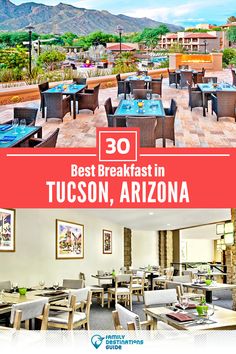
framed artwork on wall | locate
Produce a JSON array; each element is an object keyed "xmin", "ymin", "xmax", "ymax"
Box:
[
  {"xmin": 0, "ymin": 208, "xmax": 15, "ymax": 252},
  {"xmin": 56, "ymin": 219, "xmax": 84, "ymax": 259},
  {"xmin": 103, "ymin": 229, "xmax": 112, "ymax": 254}
]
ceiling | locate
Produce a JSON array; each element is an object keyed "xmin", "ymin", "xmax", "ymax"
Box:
[{"xmin": 80, "ymin": 209, "xmax": 231, "ymax": 231}]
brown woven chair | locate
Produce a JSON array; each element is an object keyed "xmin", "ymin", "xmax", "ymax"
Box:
[
  {"xmin": 168, "ymin": 69, "xmax": 177, "ymax": 88},
  {"xmin": 187, "ymin": 83, "xmax": 205, "ymax": 111},
  {"xmin": 132, "ymin": 89, "xmax": 152, "ymax": 99},
  {"xmin": 231, "ymin": 69, "xmax": 236, "ymax": 86},
  {"xmin": 29, "ymin": 128, "xmax": 60, "ymax": 147},
  {"xmin": 203, "ymin": 77, "xmax": 217, "ymax": 83},
  {"xmin": 11, "ymin": 107, "xmax": 38, "ymax": 126},
  {"xmin": 193, "ymin": 70, "xmax": 205, "ymax": 85},
  {"xmin": 155, "ymin": 99, "xmax": 177, "ymax": 146},
  {"xmin": 104, "ymin": 98, "xmax": 119, "ymax": 127},
  {"xmin": 116, "ymin": 74, "xmax": 126, "ymax": 96},
  {"xmin": 44, "ymin": 93, "xmax": 71, "ymax": 121},
  {"xmin": 179, "ymin": 71, "xmax": 193, "ymax": 89},
  {"xmin": 72, "ymin": 77, "xmax": 87, "ymax": 85},
  {"xmin": 211, "ymin": 91, "xmax": 236, "ymax": 122},
  {"xmin": 126, "ymin": 116, "xmax": 156, "ymax": 147},
  {"xmin": 38, "ymin": 82, "xmax": 49, "ymax": 111},
  {"xmin": 77, "ymin": 84, "xmax": 100, "ymax": 114},
  {"xmin": 130, "ymin": 80, "xmax": 146, "ymax": 93},
  {"xmin": 150, "ymin": 78, "xmax": 163, "ymax": 97},
  {"xmin": 179, "ymin": 65, "xmax": 189, "ymax": 70}
]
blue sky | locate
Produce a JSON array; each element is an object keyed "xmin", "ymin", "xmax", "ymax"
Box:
[{"xmin": 12, "ymin": 0, "xmax": 236, "ymax": 27}]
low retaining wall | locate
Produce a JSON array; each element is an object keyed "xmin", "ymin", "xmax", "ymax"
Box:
[
  {"xmin": 169, "ymin": 53, "xmax": 223, "ymax": 71},
  {"xmin": 0, "ymin": 68, "xmax": 168, "ymax": 105}
]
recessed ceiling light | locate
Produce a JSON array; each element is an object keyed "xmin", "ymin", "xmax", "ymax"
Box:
[
  {"xmin": 148, "ymin": 212, "xmax": 154, "ymax": 216},
  {"xmin": 167, "ymin": 223, "xmax": 171, "ymax": 226}
]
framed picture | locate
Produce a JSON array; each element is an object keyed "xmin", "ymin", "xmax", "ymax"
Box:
[
  {"xmin": 103, "ymin": 229, "xmax": 112, "ymax": 254},
  {"xmin": 0, "ymin": 208, "xmax": 15, "ymax": 252},
  {"xmin": 180, "ymin": 240, "xmax": 187, "ymax": 262},
  {"xmin": 56, "ymin": 219, "xmax": 84, "ymax": 259}
]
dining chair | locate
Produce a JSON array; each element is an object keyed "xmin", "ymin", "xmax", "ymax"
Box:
[
  {"xmin": 129, "ymin": 271, "xmax": 145, "ymax": 302},
  {"xmin": 150, "ymin": 77, "xmax": 163, "ymax": 97},
  {"xmin": 10, "ymin": 298, "xmax": 49, "ymax": 330},
  {"xmin": 77, "ymin": 84, "xmax": 100, "ymax": 114},
  {"xmin": 129, "ymin": 80, "xmax": 146, "ymax": 93},
  {"xmin": 104, "ymin": 97, "xmax": 123, "ymax": 127},
  {"xmin": 179, "ymin": 71, "xmax": 193, "ymax": 89},
  {"xmin": 0, "ymin": 281, "xmax": 11, "ymax": 291},
  {"xmin": 144, "ymin": 289, "xmax": 177, "ymax": 307},
  {"xmin": 152, "ymin": 266, "xmax": 174, "ymax": 290},
  {"xmin": 202, "ymin": 77, "xmax": 217, "ymax": 83},
  {"xmin": 14, "ymin": 107, "xmax": 38, "ymax": 126},
  {"xmin": 231, "ymin": 69, "xmax": 236, "ymax": 86},
  {"xmin": 212, "ymin": 91, "xmax": 236, "ymax": 121},
  {"xmin": 108, "ymin": 274, "xmax": 133, "ymax": 310},
  {"xmin": 116, "ymin": 74, "xmax": 126, "ymax": 97},
  {"xmin": 155, "ymin": 99, "xmax": 177, "ymax": 146},
  {"xmin": 187, "ymin": 82, "xmax": 207, "ymax": 111},
  {"xmin": 168, "ymin": 69, "xmax": 177, "ymax": 88},
  {"xmin": 132, "ymin": 89, "xmax": 152, "ymax": 100},
  {"xmin": 165, "ymin": 280, "xmax": 205, "ymax": 302},
  {"xmin": 44, "ymin": 93, "xmax": 71, "ymax": 121},
  {"xmin": 126, "ymin": 116, "xmax": 157, "ymax": 147},
  {"xmin": 193, "ymin": 71, "xmax": 205, "ymax": 85},
  {"xmin": 112, "ymin": 304, "xmax": 152, "ymax": 330},
  {"xmin": 29, "ymin": 128, "xmax": 60, "ymax": 148},
  {"xmin": 78, "ymin": 273, "xmax": 104, "ymax": 307},
  {"xmin": 38, "ymin": 82, "xmax": 49, "ymax": 112},
  {"xmin": 62, "ymin": 279, "xmax": 85, "ymax": 289},
  {"xmin": 48, "ymin": 290, "xmax": 92, "ymax": 330}
]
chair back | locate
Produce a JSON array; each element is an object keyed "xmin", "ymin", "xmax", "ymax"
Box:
[
  {"xmin": 35, "ymin": 128, "xmax": 60, "ymax": 148},
  {"xmin": 38, "ymin": 82, "xmax": 49, "ymax": 93},
  {"xmin": 165, "ymin": 281, "xmax": 183, "ymax": 299},
  {"xmin": 232, "ymin": 69, "xmax": 236, "ymax": 86},
  {"xmin": 0, "ymin": 281, "xmax": 11, "ymax": 290},
  {"xmin": 68, "ymin": 287, "xmax": 89, "ymax": 304},
  {"xmin": 179, "ymin": 65, "xmax": 189, "ymax": 70},
  {"xmin": 151, "ymin": 78, "xmax": 163, "ymax": 96},
  {"xmin": 203, "ymin": 77, "xmax": 217, "ymax": 83},
  {"xmin": 63, "ymin": 279, "xmax": 84, "ymax": 289},
  {"xmin": 116, "ymin": 74, "xmax": 121, "ymax": 82},
  {"xmin": 173, "ymin": 275, "xmax": 191, "ymax": 283},
  {"xmin": 10, "ymin": 298, "xmax": 49, "ymax": 330},
  {"xmin": 144, "ymin": 289, "xmax": 177, "ymax": 307},
  {"xmin": 115, "ymin": 274, "xmax": 132, "ymax": 284},
  {"xmin": 214, "ymin": 91, "xmax": 236, "ymax": 118},
  {"xmin": 113, "ymin": 304, "xmax": 141, "ymax": 330},
  {"xmin": 180, "ymin": 71, "xmax": 193, "ymax": 87},
  {"xmin": 130, "ymin": 80, "xmax": 146, "ymax": 92},
  {"xmin": 73, "ymin": 77, "xmax": 87, "ymax": 85},
  {"xmin": 79, "ymin": 272, "xmax": 86, "ymax": 281},
  {"xmin": 165, "ymin": 267, "xmax": 174, "ymax": 280},
  {"xmin": 132, "ymin": 89, "xmax": 152, "ymax": 99},
  {"xmin": 14, "ymin": 107, "xmax": 38, "ymax": 126},
  {"xmin": 104, "ymin": 97, "xmax": 114, "ymax": 116},
  {"xmin": 126, "ymin": 116, "xmax": 156, "ymax": 147}
]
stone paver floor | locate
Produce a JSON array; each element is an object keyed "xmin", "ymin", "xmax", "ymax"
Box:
[{"xmin": 0, "ymin": 69, "xmax": 235, "ymax": 147}]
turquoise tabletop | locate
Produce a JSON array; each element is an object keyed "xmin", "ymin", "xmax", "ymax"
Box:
[
  {"xmin": 115, "ymin": 99, "xmax": 165, "ymax": 117},
  {"xmin": 198, "ymin": 83, "xmax": 236, "ymax": 92},
  {"xmin": 0, "ymin": 125, "xmax": 39, "ymax": 148},
  {"xmin": 125, "ymin": 75, "xmax": 152, "ymax": 82},
  {"xmin": 45, "ymin": 84, "xmax": 86, "ymax": 94}
]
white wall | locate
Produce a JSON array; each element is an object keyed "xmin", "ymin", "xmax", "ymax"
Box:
[
  {"xmin": 132, "ymin": 230, "xmax": 158, "ymax": 268},
  {"xmin": 0, "ymin": 209, "xmax": 124, "ymax": 287}
]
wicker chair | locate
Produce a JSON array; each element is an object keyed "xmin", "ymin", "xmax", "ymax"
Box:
[
  {"xmin": 129, "ymin": 80, "xmax": 146, "ymax": 93},
  {"xmin": 168, "ymin": 69, "xmax": 177, "ymax": 88},
  {"xmin": 187, "ymin": 83, "xmax": 205, "ymax": 111},
  {"xmin": 132, "ymin": 89, "xmax": 152, "ymax": 99},
  {"xmin": 211, "ymin": 91, "xmax": 236, "ymax": 122},
  {"xmin": 231, "ymin": 69, "xmax": 236, "ymax": 86},
  {"xmin": 179, "ymin": 71, "xmax": 193, "ymax": 88},
  {"xmin": 104, "ymin": 97, "xmax": 122, "ymax": 127},
  {"xmin": 126, "ymin": 116, "xmax": 157, "ymax": 147},
  {"xmin": 193, "ymin": 70, "xmax": 205, "ymax": 85},
  {"xmin": 179, "ymin": 65, "xmax": 189, "ymax": 70},
  {"xmin": 77, "ymin": 84, "xmax": 100, "ymax": 114},
  {"xmin": 137, "ymin": 70, "xmax": 148, "ymax": 76},
  {"xmin": 203, "ymin": 77, "xmax": 217, "ymax": 83},
  {"xmin": 72, "ymin": 77, "xmax": 87, "ymax": 85},
  {"xmin": 116, "ymin": 74, "xmax": 126, "ymax": 96},
  {"xmin": 13, "ymin": 107, "xmax": 38, "ymax": 126},
  {"xmin": 44, "ymin": 93, "xmax": 71, "ymax": 121},
  {"xmin": 38, "ymin": 82, "xmax": 49, "ymax": 111},
  {"xmin": 155, "ymin": 99, "xmax": 177, "ymax": 146},
  {"xmin": 29, "ymin": 128, "xmax": 60, "ymax": 147},
  {"xmin": 150, "ymin": 77, "xmax": 163, "ymax": 97}
]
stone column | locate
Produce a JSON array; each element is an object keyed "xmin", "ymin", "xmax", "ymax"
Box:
[
  {"xmin": 225, "ymin": 209, "xmax": 236, "ymax": 310},
  {"xmin": 158, "ymin": 230, "xmax": 174, "ymax": 269},
  {"xmin": 124, "ymin": 227, "xmax": 132, "ymax": 270},
  {"xmin": 168, "ymin": 53, "xmax": 183, "ymax": 70}
]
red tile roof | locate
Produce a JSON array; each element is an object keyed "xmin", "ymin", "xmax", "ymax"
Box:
[
  {"xmin": 185, "ymin": 33, "xmax": 217, "ymax": 39},
  {"xmin": 108, "ymin": 44, "xmax": 135, "ymax": 51},
  {"xmin": 166, "ymin": 34, "xmax": 178, "ymax": 39}
]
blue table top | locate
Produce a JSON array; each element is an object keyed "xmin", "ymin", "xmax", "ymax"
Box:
[
  {"xmin": 125, "ymin": 75, "xmax": 152, "ymax": 82},
  {"xmin": 0, "ymin": 125, "xmax": 40, "ymax": 148},
  {"xmin": 198, "ymin": 83, "xmax": 236, "ymax": 92},
  {"xmin": 115, "ymin": 99, "xmax": 165, "ymax": 117},
  {"xmin": 44, "ymin": 83, "xmax": 86, "ymax": 95}
]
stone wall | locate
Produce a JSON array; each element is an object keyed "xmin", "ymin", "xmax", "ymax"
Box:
[
  {"xmin": 124, "ymin": 227, "xmax": 132, "ymax": 269},
  {"xmin": 226, "ymin": 209, "xmax": 236, "ymax": 310},
  {"xmin": 158, "ymin": 230, "xmax": 174, "ymax": 269}
]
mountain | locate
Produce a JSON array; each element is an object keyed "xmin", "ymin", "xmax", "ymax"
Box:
[{"xmin": 0, "ymin": 0, "xmax": 184, "ymax": 35}]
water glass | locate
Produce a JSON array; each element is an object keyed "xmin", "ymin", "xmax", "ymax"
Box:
[
  {"xmin": 12, "ymin": 118, "xmax": 19, "ymax": 135},
  {"xmin": 39, "ymin": 280, "xmax": 45, "ymax": 290},
  {"xmin": 12, "ymin": 282, "xmax": 18, "ymax": 294},
  {"xmin": 179, "ymin": 296, "xmax": 189, "ymax": 313},
  {"xmin": 53, "ymin": 282, "xmax": 59, "ymax": 290},
  {"xmin": 19, "ymin": 119, "xmax": 26, "ymax": 131},
  {"xmin": 205, "ymin": 304, "xmax": 215, "ymax": 323},
  {"xmin": 147, "ymin": 92, "xmax": 151, "ymax": 100}
]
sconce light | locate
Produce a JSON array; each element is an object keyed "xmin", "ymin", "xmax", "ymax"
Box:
[{"xmin": 216, "ymin": 221, "xmax": 234, "ymax": 249}]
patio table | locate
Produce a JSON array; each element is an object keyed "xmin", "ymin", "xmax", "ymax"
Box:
[
  {"xmin": 114, "ymin": 99, "xmax": 166, "ymax": 147},
  {"xmin": 198, "ymin": 83, "xmax": 236, "ymax": 117},
  {"xmin": 0, "ymin": 125, "xmax": 42, "ymax": 148},
  {"xmin": 42, "ymin": 83, "xmax": 86, "ymax": 120}
]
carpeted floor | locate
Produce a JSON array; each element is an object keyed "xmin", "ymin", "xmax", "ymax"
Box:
[{"xmin": 90, "ymin": 289, "xmax": 233, "ymax": 330}]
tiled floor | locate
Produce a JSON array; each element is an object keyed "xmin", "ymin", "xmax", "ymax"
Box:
[{"xmin": 0, "ymin": 69, "xmax": 235, "ymax": 147}]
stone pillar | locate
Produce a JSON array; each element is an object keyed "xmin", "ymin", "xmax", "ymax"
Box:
[
  {"xmin": 225, "ymin": 209, "xmax": 236, "ymax": 310},
  {"xmin": 124, "ymin": 227, "xmax": 132, "ymax": 270},
  {"xmin": 158, "ymin": 230, "xmax": 174, "ymax": 269},
  {"xmin": 211, "ymin": 53, "xmax": 223, "ymax": 71},
  {"xmin": 168, "ymin": 53, "xmax": 183, "ymax": 70}
]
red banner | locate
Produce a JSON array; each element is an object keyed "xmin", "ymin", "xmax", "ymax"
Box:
[{"xmin": 0, "ymin": 128, "xmax": 234, "ymax": 208}]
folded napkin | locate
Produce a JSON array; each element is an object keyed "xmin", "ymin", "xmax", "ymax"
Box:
[
  {"xmin": 43, "ymin": 291, "xmax": 66, "ymax": 297},
  {"xmin": 166, "ymin": 312, "xmax": 194, "ymax": 322},
  {"xmin": 0, "ymin": 135, "xmax": 15, "ymax": 142},
  {"xmin": 0, "ymin": 125, "xmax": 12, "ymax": 132},
  {"xmin": 122, "ymin": 104, "xmax": 131, "ymax": 110},
  {"xmin": 176, "ymin": 303, "xmax": 196, "ymax": 310}
]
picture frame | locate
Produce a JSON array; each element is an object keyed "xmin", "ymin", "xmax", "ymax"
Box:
[
  {"xmin": 103, "ymin": 229, "xmax": 112, "ymax": 254},
  {"xmin": 56, "ymin": 219, "xmax": 84, "ymax": 259},
  {"xmin": 0, "ymin": 208, "xmax": 15, "ymax": 252}
]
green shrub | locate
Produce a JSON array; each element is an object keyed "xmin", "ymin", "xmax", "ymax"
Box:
[
  {"xmin": 158, "ymin": 59, "xmax": 169, "ymax": 68},
  {"xmin": 222, "ymin": 48, "xmax": 236, "ymax": 66}
]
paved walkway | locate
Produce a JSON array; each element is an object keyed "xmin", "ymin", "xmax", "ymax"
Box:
[{"xmin": 0, "ymin": 69, "xmax": 235, "ymax": 147}]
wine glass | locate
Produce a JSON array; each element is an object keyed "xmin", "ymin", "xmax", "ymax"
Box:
[
  {"xmin": 12, "ymin": 118, "xmax": 19, "ymax": 135},
  {"xmin": 12, "ymin": 282, "xmax": 18, "ymax": 294},
  {"xmin": 179, "ymin": 296, "xmax": 189, "ymax": 313},
  {"xmin": 53, "ymin": 282, "xmax": 59, "ymax": 290},
  {"xmin": 146, "ymin": 92, "xmax": 152, "ymax": 100},
  {"xmin": 19, "ymin": 119, "xmax": 26, "ymax": 131},
  {"xmin": 39, "ymin": 280, "xmax": 45, "ymax": 290},
  {"xmin": 205, "ymin": 304, "xmax": 215, "ymax": 324}
]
